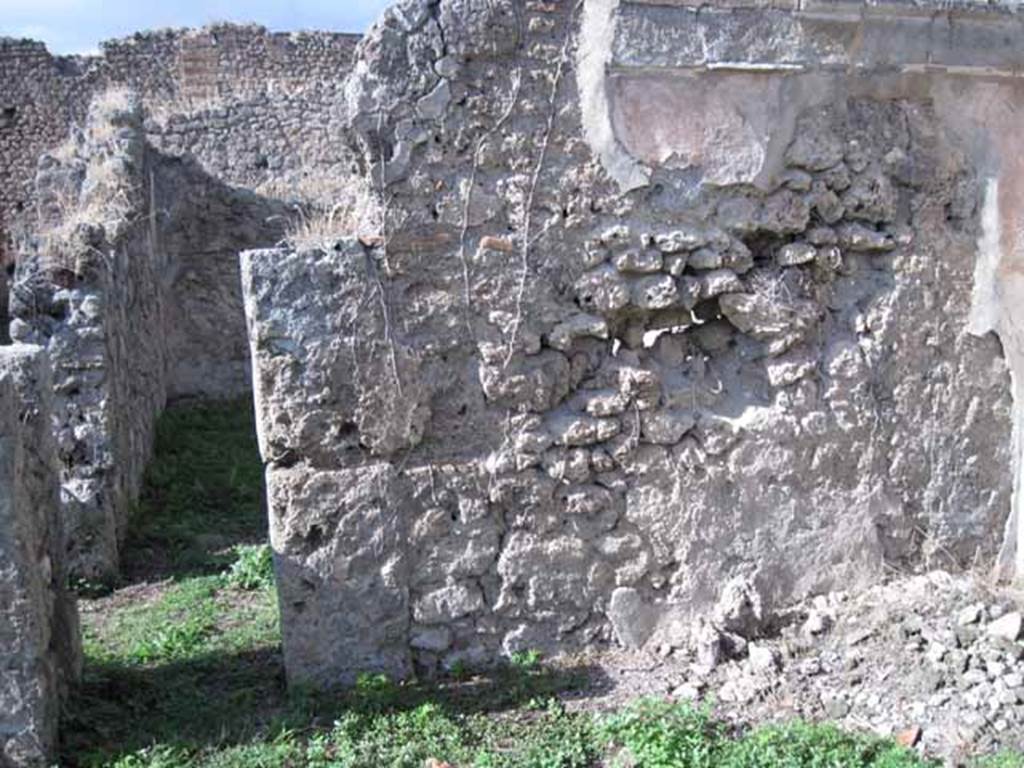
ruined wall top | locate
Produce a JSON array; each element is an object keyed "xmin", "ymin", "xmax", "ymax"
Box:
[
  {"xmin": 0, "ymin": 24, "xmax": 360, "ymax": 94},
  {"xmin": 0, "ymin": 24, "xmax": 362, "ymax": 243}
]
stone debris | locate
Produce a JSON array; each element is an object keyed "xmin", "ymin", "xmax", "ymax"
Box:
[
  {"xmin": 609, "ymin": 587, "xmax": 658, "ymax": 650},
  {"xmin": 713, "ymin": 576, "xmax": 766, "ymax": 639},
  {"xmin": 632, "ymin": 573, "xmax": 1024, "ymax": 762}
]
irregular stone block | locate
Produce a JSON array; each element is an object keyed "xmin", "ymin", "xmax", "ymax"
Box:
[
  {"xmin": 582, "ymin": 389, "xmax": 631, "ymax": 418},
  {"xmin": 242, "ymin": 245, "xmax": 434, "ymax": 465},
  {"xmin": 410, "ymin": 626, "xmax": 453, "ymax": 652},
  {"xmin": 689, "ymin": 248, "xmax": 724, "ymax": 270},
  {"xmin": 608, "ymin": 587, "xmax": 657, "ymax": 649},
  {"xmin": 268, "ymin": 464, "xmax": 413, "ymax": 687},
  {"xmin": 416, "ymin": 79, "xmax": 451, "ymax": 120},
  {"xmin": 479, "ymin": 350, "xmax": 571, "ymax": 412},
  {"xmin": 777, "ymin": 242, "xmax": 817, "ymax": 267},
  {"xmin": 842, "ymin": 169, "xmax": 898, "ymax": 223},
  {"xmin": 614, "ymin": 249, "xmax": 663, "ymax": 273},
  {"xmin": 631, "ymin": 274, "xmax": 679, "ymax": 309},
  {"xmin": 653, "ymin": 226, "xmax": 708, "ymax": 253},
  {"xmin": 697, "ymin": 269, "xmax": 743, "ymax": 300},
  {"xmin": 548, "ymin": 314, "xmax": 609, "ymax": 351},
  {"xmin": 548, "ymin": 413, "xmax": 621, "ymax": 447},
  {"xmin": 837, "ymin": 223, "xmax": 895, "ymax": 251},
  {"xmin": 414, "ymin": 583, "xmax": 485, "ymax": 624},
  {"xmin": 576, "ymin": 265, "xmax": 631, "ymax": 313},
  {"xmin": 642, "ymin": 409, "xmax": 696, "ymax": 445},
  {"xmin": 987, "ymin": 612, "xmax": 1023, "ymax": 642}
]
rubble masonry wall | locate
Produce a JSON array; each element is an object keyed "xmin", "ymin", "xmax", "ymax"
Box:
[
  {"xmin": 11, "ymin": 92, "xmax": 288, "ymax": 578},
  {"xmin": 0, "ymin": 25, "xmax": 361, "ymax": 399},
  {"xmin": 0, "ymin": 344, "xmax": 80, "ymax": 768},
  {"xmin": 242, "ymin": 0, "xmax": 1024, "ymax": 687}
]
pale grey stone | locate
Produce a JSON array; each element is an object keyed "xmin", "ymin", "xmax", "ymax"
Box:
[
  {"xmin": 576, "ymin": 266, "xmax": 631, "ymax": 313},
  {"xmin": 837, "ymin": 223, "xmax": 895, "ymax": 251},
  {"xmin": 609, "ymin": 587, "xmax": 657, "ymax": 649},
  {"xmin": 414, "ymin": 583, "xmax": 485, "ymax": 624},
  {"xmin": 777, "ymin": 243, "xmax": 817, "ymax": 267},
  {"xmin": 748, "ymin": 643, "xmax": 781, "ymax": 673},
  {"xmin": 642, "ymin": 409, "xmax": 696, "ymax": 445},
  {"xmin": 548, "ymin": 314, "xmax": 609, "ymax": 351},
  {"xmin": 416, "ymin": 79, "xmax": 451, "ymax": 120},
  {"xmin": 697, "ymin": 269, "xmax": 743, "ymax": 300},
  {"xmin": 803, "ymin": 610, "xmax": 833, "ymax": 636},
  {"xmin": 614, "ymin": 249, "xmax": 662, "ymax": 273},
  {"xmin": 695, "ymin": 621, "xmax": 724, "ymax": 670},
  {"xmin": 410, "ymin": 626, "xmax": 453, "ymax": 652},
  {"xmin": 714, "ymin": 576, "xmax": 765, "ymax": 639},
  {"xmin": 653, "ymin": 226, "xmax": 708, "ymax": 253},
  {"xmin": 689, "ymin": 248, "xmax": 724, "ymax": 270},
  {"xmin": 632, "ymin": 274, "xmax": 678, "ymax": 309},
  {"xmin": 958, "ymin": 603, "xmax": 986, "ymax": 627},
  {"xmin": 987, "ymin": 613, "xmax": 1023, "ymax": 642}
]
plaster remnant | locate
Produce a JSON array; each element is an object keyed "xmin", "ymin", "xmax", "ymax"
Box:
[{"xmin": 577, "ymin": 0, "xmax": 651, "ymax": 191}]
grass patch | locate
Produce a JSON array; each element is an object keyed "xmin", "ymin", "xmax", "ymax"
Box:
[
  {"xmin": 64, "ymin": 399, "xmax": 282, "ymax": 766},
  {"xmin": 63, "ymin": 400, "xmax": 1024, "ymax": 768},
  {"xmin": 119, "ymin": 398, "xmax": 265, "ymax": 583},
  {"xmin": 225, "ymin": 543, "xmax": 275, "ymax": 591},
  {"xmin": 599, "ymin": 700, "xmax": 929, "ymax": 768},
  {"xmin": 976, "ymin": 755, "xmax": 1024, "ymax": 768},
  {"xmin": 73, "ymin": 688, "xmax": 950, "ymax": 768}
]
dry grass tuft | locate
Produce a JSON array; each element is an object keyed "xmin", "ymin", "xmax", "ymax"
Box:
[
  {"xmin": 21, "ymin": 88, "xmax": 146, "ymax": 275},
  {"xmin": 259, "ymin": 171, "xmax": 382, "ymax": 251}
]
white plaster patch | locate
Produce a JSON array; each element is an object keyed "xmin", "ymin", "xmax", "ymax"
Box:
[
  {"xmin": 606, "ymin": 71, "xmax": 784, "ymax": 186},
  {"xmin": 969, "ymin": 178, "xmax": 1024, "ymax": 584},
  {"xmin": 577, "ymin": 0, "xmax": 651, "ymax": 191}
]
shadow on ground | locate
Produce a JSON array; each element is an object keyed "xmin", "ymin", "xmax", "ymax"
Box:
[
  {"xmin": 61, "ymin": 645, "xmax": 605, "ymax": 765},
  {"xmin": 117, "ymin": 397, "xmax": 267, "ymax": 586}
]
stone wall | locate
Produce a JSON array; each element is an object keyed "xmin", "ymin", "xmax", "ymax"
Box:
[
  {"xmin": 242, "ymin": 0, "xmax": 1024, "ymax": 688},
  {"xmin": 0, "ymin": 25, "xmax": 360, "ymax": 401},
  {"xmin": 11, "ymin": 90, "xmax": 287, "ymax": 579},
  {"xmin": 154, "ymin": 153, "xmax": 290, "ymax": 399},
  {"xmin": 0, "ymin": 25, "xmax": 360, "ymax": 233},
  {"xmin": 0, "ymin": 344, "xmax": 81, "ymax": 767},
  {"xmin": 10, "ymin": 92, "xmax": 170, "ymax": 579}
]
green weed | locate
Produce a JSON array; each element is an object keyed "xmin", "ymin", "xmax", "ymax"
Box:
[
  {"xmin": 976, "ymin": 754, "xmax": 1024, "ymax": 768},
  {"xmin": 510, "ymin": 648, "xmax": 543, "ymax": 670},
  {"xmin": 120, "ymin": 398, "xmax": 265, "ymax": 583},
  {"xmin": 599, "ymin": 698, "xmax": 724, "ymax": 768},
  {"xmin": 718, "ymin": 720, "xmax": 936, "ymax": 768},
  {"xmin": 224, "ymin": 543, "xmax": 274, "ymax": 591},
  {"xmin": 599, "ymin": 699, "xmax": 938, "ymax": 768}
]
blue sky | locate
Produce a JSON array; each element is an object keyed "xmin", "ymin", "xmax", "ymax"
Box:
[{"xmin": 0, "ymin": 0, "xmax": 394, "ymax": 54}]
